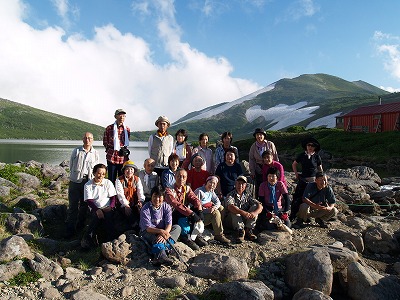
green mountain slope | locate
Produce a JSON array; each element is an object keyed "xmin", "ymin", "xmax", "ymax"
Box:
[
  {"xmin": 142, "ymin": 73, "xmax": 392, "ymax": 143},
  {"xmin": 0, "ymin": 98, "xmax": 104, "ymax": 140}
]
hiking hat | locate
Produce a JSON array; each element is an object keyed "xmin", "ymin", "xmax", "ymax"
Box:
[
  {"xmin": 236, "ymin": 175, "xmax": 248, "ymax": 183},
  {"xmin": 155, "ymin": 116, "xmax": 171, "ymax": 127},
  {"xmin": 114, "ymin": 109, "xmax": 126, "ymax": 117},
  {"xmin": 253, "ymin": 128, "xmax": 267, "ymax": 138},
  {"xmin": 301, "ymin": 137, "xmax": 321, "ymax": 152},
  {"xmin": 122, "ymin": 160, "xmax": 138, "ymax": 172}
]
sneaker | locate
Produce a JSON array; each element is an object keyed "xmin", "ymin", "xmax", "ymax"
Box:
[
  {"xmin": 236, "ymin": 229, "xmax": 245, "ymax": 244},
  {"xmin": 152, "ymin": 250, "xmax": 174, "ymax": 266},
  {"xmin": 180, "ymin": 236, "xmax": 200, "ymax": 251},
  {"xmin": 214, "ymin": 234, "xmax": 231, "ymax": 244},
  {"xmin": 315, "ymin": 218, "xmax": 328, "ymax": 228},
  {"xmin": 194, "ymin": 236, "xmax": 208, "ymax": 247},
  {"xmin": 245, "ymin": 228, "xmax": 257, "ymax": 242}
]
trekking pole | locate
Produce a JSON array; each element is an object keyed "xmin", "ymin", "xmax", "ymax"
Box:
[{"xmin": 166, "ymin": 238, "xmax": 193, "ymax": 272}]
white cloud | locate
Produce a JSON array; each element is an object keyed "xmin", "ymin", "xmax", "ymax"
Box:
[
  {"xmin": 287, "ymin": 0, "xmax": 319, "ymax": 21},
  {"xmin": 373, "ymin": 31, "xmax": 400, "ymax": 84},
  {"xmin": 0, "ymin": 0, "xmax": 261, "ymax": 131},
  {"xmin": 380, "ymin": 86, "xmax": 400, "ymax": 93}
]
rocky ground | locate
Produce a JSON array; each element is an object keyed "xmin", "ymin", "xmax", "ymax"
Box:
[{"xmin": 1, "ymin": 161, "xmax": 400, "ymax": 299}]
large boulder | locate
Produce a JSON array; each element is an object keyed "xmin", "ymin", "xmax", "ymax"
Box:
[
  {"xmin": 347, "ymin": 262, "xmax": 400, "ymax": 300},
  {"xmin": 5, "ymin": 213, "xmax": 43, "ymax": 235},
  {"xmin": 285, "ymin": 248, "xmax": 333, "ymax": 295},
  {"xmin": 205, "ymin": 280, "xmax": 274, "ymax": 300},
  {"xmin": 0, "ymin": 235, "xmax": 34, "ymax": 261},
  {"xmin": 293, "ymin": 288, "xmax": 333, "ymax": 300},
  {"xmin": 101, "ymin": 234, "xmax": 132, "ymax": 264},
  {"xmin": 190, "ymin": 253, "xmax": 249, "ymax": 281},
  {"xmin": 41, "ymin": 164, "xmax": 67, "ymax": 180},
  {"xmin": 0, "ymin": 260, "xmax": 26, "ymax": 281},
  {"xmin": 257, "ymin": 230, "xmax": 292, "ymax": 246},
  {"xmin": 28, "ymin": 253, "xmax": 64, "ymax": 281},
  {"xmin": 70, "ymin": 289, "xmax": 110, "ymax": 300},
  {"xmin": 16, "ymin": 172, "xmax": 41, "ymax": 189},
  {"xmin": 311, "ymin": 244, "xmax": 359, "ymax": 272},
  {"xmin": 329, "ymin": 229, "xmax": 364, "ymax": 253},
  {"xmin": 364, "ymin": 226, "xmax": 399, "ymax": 254}
]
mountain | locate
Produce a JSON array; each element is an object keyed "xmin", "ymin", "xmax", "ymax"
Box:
[
  {"xmin": 0, "ymin": 98, "xmax": 104, "ymax": 140},
  {"xmin": 136, "ymin": 73, "xmax": 392, "ymax": 142}
]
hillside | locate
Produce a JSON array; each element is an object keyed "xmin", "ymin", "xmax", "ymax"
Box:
[
  {"xmin": 0, "ymin": 98, "xmax": 104, "ymax": 140},
  {"xmin": 130, "ymin": 73, "xmax": 393, "ymax": 142}
]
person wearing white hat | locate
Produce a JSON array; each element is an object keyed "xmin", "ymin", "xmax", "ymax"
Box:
[
  {"xmin": 115, "ymin": 160, "xmax": 145, "ymax": 232},
  {"xmin": 103, "ymin": 109, "xmax": 130, "ymax": 184},
  {"xmin": 148, "ymin": 116, "xmax": 174, "ymax": 177}
]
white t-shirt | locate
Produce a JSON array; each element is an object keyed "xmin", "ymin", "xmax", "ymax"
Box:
[{"xmin": 84, "ymin": 178, "xmax": 117, "ymax": 209}]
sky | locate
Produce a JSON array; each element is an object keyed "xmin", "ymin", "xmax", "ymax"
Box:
[{"xmin": 1, "ymin": 0, "xmax": 400, "ymax": 131}]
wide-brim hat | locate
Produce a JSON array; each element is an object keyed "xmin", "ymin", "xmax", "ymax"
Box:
[
  {"xmin": 122, "ymin": 160, "xmax": 138, "ymax": 172},
  {"xmin": 155, "ymin": 116, "xmax": 171, "ymax": 127},
  {"xmin": 253, "ymin": 128, "xmax": 267, "ymax": 138},
  {"xmin": 236, "ymin": 175, "xmax": 248, "ymax": 183},
  {"xmin": 301, "ymin": 137, "xmax": 321, "ymax": 152}
]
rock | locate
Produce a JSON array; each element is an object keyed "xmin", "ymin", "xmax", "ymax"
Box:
[
  {"xmin": 205, "ymin": 279, "xmax": 274, "ymax": 300},
  {"xmin": 41, "ymin": 164, "xmax": 67, "ymax": 180},
  {"xmin": 29, "ymin": 253, "xmax": 64, "ymax": 281},
  {"xmin": 42, "ymin": 286, "xmax": 62, "ymax": 299},
  {"xmin": 0, "ymin": 185, "xmax": 11, "ymax": 197},
  {"xmin": 393, "ymin": 262, "xmax": 400, "ymax": 275},
  {"xmin": 329, "ymin": 229, "xmax": 364, "ymax": 253},
  {"xmin": 0, "ymin": 177, "xmax": 18, "ymax": 189},
  {"xmin": 89, "ymin": 267, "xmax": 103, "ymax": 276},
  {"xmin": 257, "ymin": 230, "xmax": 292, "ymax": 246},
  {"xmin": 48, "ymin": 181, "xmax": 62, "ymax": 191},
  {"xmin": 0, "ymin": 260, "xmax": 26, "ymax": 281},
  {"xmin": 40, "ymin": 204, "xmax": 67, "ymax": 222},
  {"xmin": 292, "ymin": 288, "xmax": 333, "ymax": 300},
  {"xmin": 285, "ymin": 248, "xmax": 333, "ymax": 295},
  {"xmin": 364, "ymin": 226, "xmax": 400, "ymax": 254},
  {"xmin": 120, "ymin": 286, "xmax": 134, "ymax": 297},
  {"xmin": 190, "ymin": 253, "xmax": 249, "ymax": 281},
  {"xmin": 103, "ymin": 263, "xmax": 118, "ymax": 275},
  {"xmin": 345, "ymin": 216, "xmax": 373, "ymax": 231},
  {"xmin": 13, "ymin": 195, "xmax": 40, "ymax": 211},
  {"xmin": 64, "ymin": 267, "xmax": 84, "ymax": 281},
  {"xmin": 170, "ymin": 241, "xmax": 196, "ymax": 262},
  {"xmin": 101, "ymin": 234, "xmax": 132, "ymax": 264},
  {"xmin": 311, "ymin": 244, "xmax": 359, "ymax": 272},
  {"xmin": 70, "ymin": 289, "xmax": 110, "ymax": 300},
  {"xmin": 347, "ymin": 262, "xmax": 400, "ymax": 300},
  {"xmin": 0, "ymin": 235, "xmax": 34, "ymax": 261},
  {"xmin": 5, "ymin": 212, "xmax": 43, "ymax": 235},
  {"xmin": 16, "ymin": 172, "xmax": 41, "ymax": 189},
  {"xmin": 156, "ymin": 275, "xmax": 186, "ymax": 288}
]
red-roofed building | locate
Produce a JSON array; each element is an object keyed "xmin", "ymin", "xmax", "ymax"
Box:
[{"xmin": 336, "ymin": 102, "xmax": 400, "ymax": 133}]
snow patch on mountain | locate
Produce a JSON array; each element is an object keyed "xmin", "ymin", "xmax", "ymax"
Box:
[
  {"xmin": 174, "ymin": 84, "xmax": 276, "ymax": 125},
  {"xmin": 245, "ymin": 102, "xmax": 319, "ymax": 130},
  {"xmin": 305, "ymin": 112, "xmax": 342, "ymax": 129}
]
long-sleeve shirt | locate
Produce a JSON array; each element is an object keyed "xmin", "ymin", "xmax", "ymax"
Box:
[{"xmin": 165, "ymin": 184, "xmax": 202, "ymax": 217}]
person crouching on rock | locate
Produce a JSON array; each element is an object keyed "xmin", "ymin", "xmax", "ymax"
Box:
[
  {"xmin": 295, "ymin": 171, "xmax": 338, "ymax": 229},
  {"xmin": 115, "ymin": 160, "xmax": 145, "ymax": 232},
  {"xmin": 256, "ymin": 167, "xmax": 291, "ymax": 231},
  {"xmin": 82, "ymin": 163, "xmax": 117, "ymax": 249},
  {"xmin": 195, "ymin": 176, "xmax": 231, "ymax": 244},
  {"xmin": 140, "ymin": 186, "xmax": 181, "ymax": 266},
  {"xmin": 165, "ymin": 169, "xmax": 206, "ymax": 251},
  {"xmin": 224, "ymin": 176, "xmax": 263, "ymax": 243}
]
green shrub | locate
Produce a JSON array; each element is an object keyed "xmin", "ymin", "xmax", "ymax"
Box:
[
  {"xmin": 8, "ymin": 270, "xmax": 42, "ymax": 286},
  {"xmin": 0, "ymin": 165, "xmax": 25, "ymax": 184}
]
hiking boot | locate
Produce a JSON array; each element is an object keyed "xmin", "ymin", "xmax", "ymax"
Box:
[
  {"xmin": 80, "ymin": 235, "xmax": 92, "ymax": 250},
  {"xmin": 180, "ymin": 236, "xmax": 200, "ymax": 251},
  {"xmin": 194, "ymin": 236, "xmax": 208, "ymax": 247},
  {"xmin": 315, "ymin": 218, "xmax": 328, "ymax": 228},
  {"xmin": 245, "ymin": 228, "xmax": 257, "ymax": 242},
  {"xmin": 292, "ymin": 219, "xmax": 306, "ymax": 229},
  {"xmin": 236, "ymin": 229, "xmax": 245, "ymax": 244},
  {"xmin": 214, "ymin": 234, "xmax": 231, "ymax": 244},
  {"xmin": 152, "ymin": 250, "xmax": 174, "ymax": 266}
]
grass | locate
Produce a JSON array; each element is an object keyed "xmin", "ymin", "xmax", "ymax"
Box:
[
  {"xmin": 8, "ymin": 270, "xmax": 42, "ymax": 286},
  {"xmin": 164, "ymin": 288, "xmax": 183, "ymax": 300},
  {"xmin": 66, "ymin": 247, "xmax": 102, "ymax": 271}
]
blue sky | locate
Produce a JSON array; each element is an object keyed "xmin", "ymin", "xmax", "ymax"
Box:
[{"xmin": 1, "ymin": 0, "xmax": 399, "ymax": 131}]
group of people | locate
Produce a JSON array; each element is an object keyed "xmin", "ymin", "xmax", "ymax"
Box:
[{"xmin": 65, "ymin": 109, "xmax": 338, "ymax": 266}]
